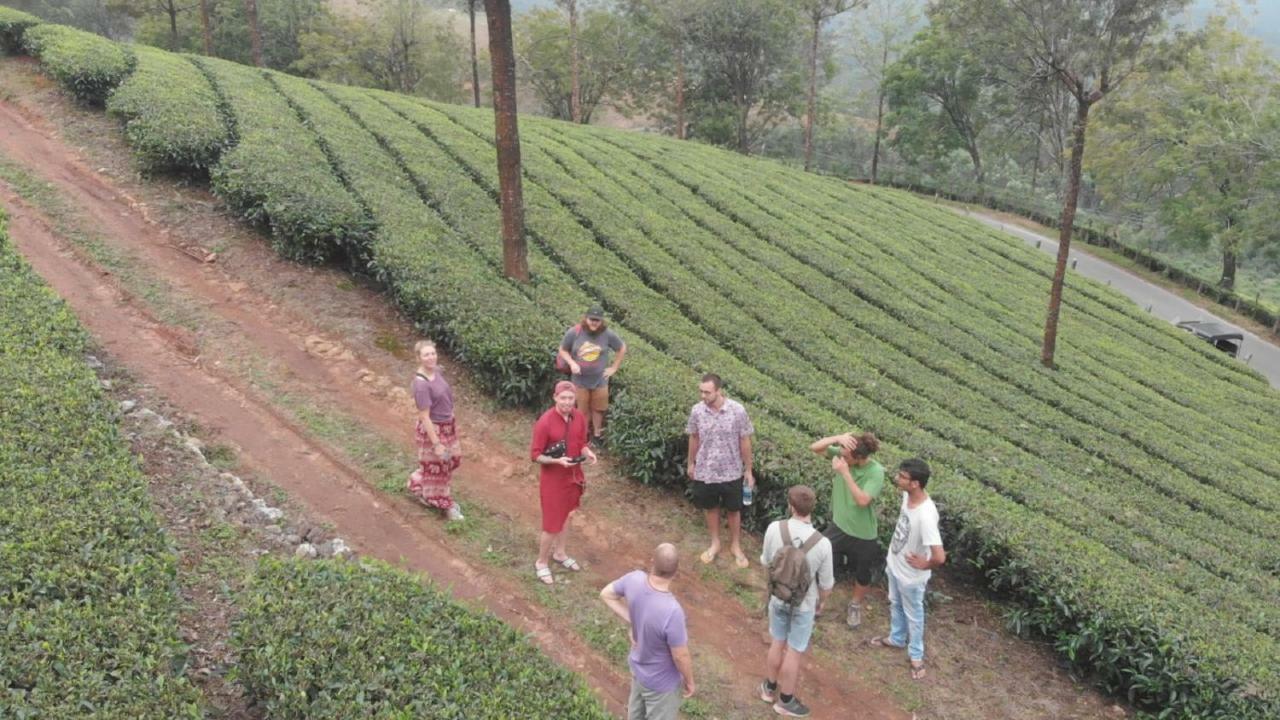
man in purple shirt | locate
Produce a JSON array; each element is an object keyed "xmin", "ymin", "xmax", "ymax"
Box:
[
  {"xmin": 685, "ymin": 373, "xmax": 755, "ymax": 568},
  {"xmin": 600, "ymin": 543, "xmax": 695, "ymax": 720}
]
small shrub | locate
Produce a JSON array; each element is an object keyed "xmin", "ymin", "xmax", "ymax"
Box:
[
  {"xmin": 0, "ymin": 6, "xmax": 40, "ymax": 54},
  {"xmin": 22, "ymin": 24, "xmax": 135, "ymax": 105}
]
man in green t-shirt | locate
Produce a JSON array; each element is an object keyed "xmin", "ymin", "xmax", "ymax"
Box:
[{"xmin": 809, "ymin": 431, "xmax": 885, "ymax": 628}]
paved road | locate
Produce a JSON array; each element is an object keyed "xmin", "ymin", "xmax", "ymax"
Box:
[{"xmin": 958, "ymin": 209, "xmax": 1280, "ymax": 389}]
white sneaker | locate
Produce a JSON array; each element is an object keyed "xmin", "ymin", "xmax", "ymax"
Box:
[{"xmin": 445, "ymin": 504, "xmax": 465, "ymax": 521}]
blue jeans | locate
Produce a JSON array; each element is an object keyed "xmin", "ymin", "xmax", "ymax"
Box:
[{"xmin": 887, "ymin": 571, "xmax": 927, "ymax": 661}]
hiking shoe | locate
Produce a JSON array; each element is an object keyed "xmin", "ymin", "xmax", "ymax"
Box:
[
  {"xmin": 846, "ymin": 601, "xmax": 862, "ymax": 628},
  {"xmin": 773, "ymin": 696, "xmax": 811, "ymax": 717},
  {"xmin": 445, "ymin": 504, "xmax": 465, "ymax": 521},
  {"xmin": 758, "ymin": 681, "xmax": 777, "ymax": 704}
]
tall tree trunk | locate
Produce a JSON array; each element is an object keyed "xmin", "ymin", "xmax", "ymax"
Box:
[
  {"xmin": 967, "ymin": 141, "xmax": 983, "ymax": 186},
  {"xmin": 1030, "ymin": 111, "xmax": 1045, "ymax": 193},
  {"xmin": 245, "ymin": 0, "xmax": 263, "ymax": 67},
  {"xmin": 674, "ymin": 44, "xmax": 686, "ymax": 140},
  {"xmin": 870, "ymin": 43, "xmax": 887, "ymax": 184},
  {"xmin": 200, "ymin": 0, "xmax": 213, "ymax": 55},
  {"xmin": 1221, "ymin": 247, "xmax": 1237, "ymax": 290},
  {"xmin": 469, "ymin": 0, "xmax": 481, "ymax": 107},
  {"xmin": 737, "ymin": 101, "xmax": 750, "ymax": 154},
  {"xmin": 568, "ymin": 0, "xmax": 581, "ymax": 123},
  {"xmin": 1220, "ymin": 226, "xmax": 1237, "ymax": 290},
  {"xmin": 484, "ymin": 0, "xmax": 528, "ymax": 282},
  {"xmin": 803, "ymin": 13, "xmax": 820, "ymax": 172},
  {"xmin": 168, "ymin": 2, "xmax": 178, "ymax": 50},
  {"xmin": 1042, "ymin": 98, "xmax": 1091, "ymax": 369}
]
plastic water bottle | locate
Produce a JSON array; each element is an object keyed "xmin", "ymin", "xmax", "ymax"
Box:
[{"xmin": 742, "ymin": 483, "xmax": 754, "ymax": 506}]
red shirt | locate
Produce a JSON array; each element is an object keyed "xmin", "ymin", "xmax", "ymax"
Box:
[{"xmin": 530, "ymin": 407, "xmax": 588, "ymax": 484}]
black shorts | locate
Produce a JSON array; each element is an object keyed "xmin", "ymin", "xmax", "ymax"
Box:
[
  {"xmin": 690, "ymin": 478, "xmax": 744, "ymax": 512},
  {"xmin": 824, "ymin": 524, "xmax": 882, "ymax": 586}
]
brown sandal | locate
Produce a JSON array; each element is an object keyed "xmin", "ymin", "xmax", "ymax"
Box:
[
  {"xmin": 868, "ymin": 636, "xmax": 905, "ymax": 650},
  {"xmin": 910, "ymin": 659, "xmax": 927, "ymax": 680}
]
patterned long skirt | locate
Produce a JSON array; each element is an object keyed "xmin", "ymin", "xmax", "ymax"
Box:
[{"xmin": 407, "ymin": 418, "xmax": 461, "ymax": 510}]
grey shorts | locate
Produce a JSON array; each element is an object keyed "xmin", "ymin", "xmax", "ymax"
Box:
[{"xmin": 627, "ymin": 678, "xmax": 681, "ymax": 720}]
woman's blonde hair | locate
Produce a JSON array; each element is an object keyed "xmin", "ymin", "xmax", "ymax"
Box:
[{"xmin": 413, "ymin": 340, "xmax": 436, "ymax": 356}]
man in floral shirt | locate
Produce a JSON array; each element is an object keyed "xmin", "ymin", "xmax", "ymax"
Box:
[{"xmin": 685, "ymin": 373, "xmax": 755, "ymax": 569}]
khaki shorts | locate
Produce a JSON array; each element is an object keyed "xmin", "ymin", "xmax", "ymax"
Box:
[{"xmin": 575, "ymin": 384, "xmax": 609, "ymax": 412}]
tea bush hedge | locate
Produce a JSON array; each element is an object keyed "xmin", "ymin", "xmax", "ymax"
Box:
[
  {"xmin": 233, "ymin": 558, "xmax": 610, "ymax": 719},
  {"xmin": 0, "ymin": 6, "xmax": 40, "ymax": 53},
  {"xmin": 21, "ymin": 24, "xmax": 134, "ymax": 105},
  {"xmin": 12, "ymin": 31, "xmax": 1280, "ymax": 717},
  {"xmin": 195, "ymin": 56, "xmax": 369, "ymax": 263},
  {"xmin": 105, "ymin": 46, "xmax": 229, "ymax": 171},
  {"xmin": 0, "ymin": 213, "xmax": 202, "ymax": 718}
]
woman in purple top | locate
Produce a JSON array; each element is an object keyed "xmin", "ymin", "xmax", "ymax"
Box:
[{"xmin": 407, "ymin": 340, "xmax": 463, "ymax": 521}]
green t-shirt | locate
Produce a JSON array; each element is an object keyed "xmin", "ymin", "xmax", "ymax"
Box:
[{"xmin": 831, "ymin": 458, "xmax": 885, "ymax": 540}]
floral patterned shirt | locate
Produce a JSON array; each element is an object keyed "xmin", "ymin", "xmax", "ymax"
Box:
[{"xmin": 685, "ymin": 398, "xmax": 754, "ymax": 483}]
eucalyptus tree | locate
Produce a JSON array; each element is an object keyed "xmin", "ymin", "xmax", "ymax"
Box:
[
  {"xmin": 1089, "ymin": 17, "xmax": 1280, "ymax": 290},
  {"xmin": 846, "ymin": 0, "xmax": 919, "ymax": 183},
  {"xmin": 801, "ymin": 0, "xmax": 862, "ymax": 171},
  {"xmin": 940, "ymin": 0, "xmax": 1192, "ymax": 368},
  {"xmin": 883, "ymin": 20, "xmax": 993, "ymax": 185},
  {"xmin": 685, "ymin": 0, "xmax": 807, "ymax": 154}
]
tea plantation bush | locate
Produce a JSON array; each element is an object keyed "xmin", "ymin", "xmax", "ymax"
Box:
[
  {"xmin": 233, "ymin": 558, "xmax": 610, "ymax": 719},
  {"xmin": 0, "ymin": 213, "xmax": 202, "ymax": 717},
  {"xmin": 21, "ymin": 24, "xmax": 134, "ymax": 105},
  {"xmin": 0, "ymin": 6, "xmax": 40, "ymax": 53},
  {"xmin": 106, "ymin": 46, "xmax": 229, "ymax": 171},
  {"xmin": 13, "ymin": 30, "xmax": 1280, "ymax": 718},
  {"xmin": 195, "ymin": 56, "xmax": 369, "ymax": 264}
]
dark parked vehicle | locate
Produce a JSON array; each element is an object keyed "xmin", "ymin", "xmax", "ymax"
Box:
[{"xmin": 1176, "ymin": 320, "xmax": 1243, "ymax": 357}]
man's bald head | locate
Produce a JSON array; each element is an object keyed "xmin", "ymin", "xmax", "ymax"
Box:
[{"xmin": 653, "ymin": 543, "xmax": 679, "ymax": 578}]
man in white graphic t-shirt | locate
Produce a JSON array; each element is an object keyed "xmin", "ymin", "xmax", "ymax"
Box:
[{"xmin": 869, "ymin": 458, "xmax": 945, "ymax": 680}]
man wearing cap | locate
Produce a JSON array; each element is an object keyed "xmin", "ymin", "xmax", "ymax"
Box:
[{"xmin": 559, "ymin": 305, "xmax": 627, "ymax": 446}]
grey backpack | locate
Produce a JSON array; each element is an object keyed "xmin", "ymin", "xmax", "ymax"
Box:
[{"xmin": 767, "ymin": 521, "xmax": 822, "ymax": 607}]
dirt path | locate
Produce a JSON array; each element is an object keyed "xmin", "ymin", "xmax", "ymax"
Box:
[{"xmin": 0, "ymin": 63, "xmax": 1134, "ymax": 719}]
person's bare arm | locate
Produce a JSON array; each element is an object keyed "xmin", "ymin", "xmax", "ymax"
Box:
[
  {"xmin": 906, "ymin": 546, "xmax": 947, "ymax": 570},
  {"xmin": 687, "ymin": 434, "xmax": 700, "ymax": 480},
  {"xmin": 816, "ymin": 586, "xmax": 834, "ymax": 615},
  {"xmin": 418, "ymin": 407, "xmax": 443, "ymax": 449},
  {"xmin": 557, "ymin": 347, "xmax": 581, "ymax": 375},
  {"xmin": 740, "ymin": 434, "xmax": 754, "ymax": 488},
  {"xmin": 832, "ymin": 457, "xmax": 873, "ymax": 507},
  {"xmin": 671, "ymin": 645, "xmax": 696, "ymax": 698},
  {"xmin": 599, "ymin": 583, "xmax": 631, "ymax": 625},
  {"xmin": 809, "ymin": 433, "xmax": 855, "ymax": 455},
  {"xmin": 603, "ymin": 343, "xmax": 626, "ymax": 378}
]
